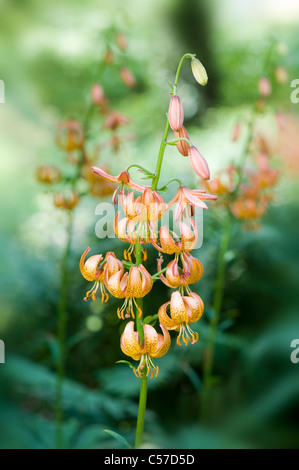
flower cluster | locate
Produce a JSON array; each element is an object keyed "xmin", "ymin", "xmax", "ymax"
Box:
[
  {"xmin": 35, "ymin": 30, "xmax": 136, "ymax": 208},
  {"xmin": 80, "ymin": 54, "xmax": 217, "ymax": 378},
  {"xmin": 204, "ymin": 53, "xmax": 284, "ymax": 230}
]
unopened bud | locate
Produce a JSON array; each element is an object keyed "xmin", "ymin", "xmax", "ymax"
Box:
[
  {"xmin": 35, "ymin": 165, "xmax": 61, "ymax": 184},
  {"xmin": 258, "ymin": 77, "xmax": 272, "ymax": 97},
  {"xmin": 168, "ymin": 95, "xmax": 184, "ymax": 131},
  {"xmin": 174, "ymin": 126, "xmax": 190, "ymax": 156},
  {"xmin": 191, "ymin": 58, "xmax": 208, "ymax": 86},
  {"xmin": 119, "ymin": 67, "xmax": 136, "ymax": 88},
  {"xmin": 116, "ymin": 33, "xmax": 127, "ymax": 51},
  {"xmin": 91, "ymin": 84, "xmax": 105, "ymax": 106},
  {"xmin": 231, "ymin": 123, "xmax": 241, "ymax": 142},
  {"xmin": 188, "ymin": 146, "xmax": 210, "ymax": 180},
  {"xmin": 274, "ymin": 66, "xmax": 288, "ymax": 84}
]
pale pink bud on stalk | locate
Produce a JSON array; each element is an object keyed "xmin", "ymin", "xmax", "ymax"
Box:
[
  {"xmin": 174, "ymin": 126, "xmax": 190, "ymax": 156},
  {"xmin": 188, "ymin": 145, "xmax": 210, "ymax": 180},
  {"xmin": 191, "ymin": 58, "xmax": 208, "ymax": 86},
  {"xmin": 168, "ymin": 96, "xmax": 184, "ymax": 131},
  {"xmin": 120, "ymin": 67, "xmax": 136, "ymax": 88},
  {"xmin": 275, "ymin": 111, "xmax": 286, "ymax": 131},
  {"xmin": 274, "ymin": 66, "xmax": 288, "ymax": 84},
  {"xmin": 116, "ymin": 33, "xmax": 127, "ymax": 51},
  {"xmin": 258, "ymin": 77, "xmax": 272, "ymax": 97},
  {"xmin": 91, "ymin": 84, "xmax": 105, "ymax": 106},
  {"xmin": 231, "ymin": 122, "xmax": 241, "ymax": 142}
]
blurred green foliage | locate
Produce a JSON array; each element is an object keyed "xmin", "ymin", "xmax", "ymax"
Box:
[{"xmin": 0, "ymin": 0, "xmax": 299, "ymax": 449}]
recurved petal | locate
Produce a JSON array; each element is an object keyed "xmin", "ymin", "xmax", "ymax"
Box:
[
  {"xmin": 92, "ymin": 166, "xmax": 119, "ymax": 183},
  {"xmin": 120, "ymin": 321, "xmax": 142, "ymax": 360},
  {"xmin": 139, "ymin": 265, "xmax": 153, "ymax": 296},
  {"xmin": 105, "ymin": 270, "xmax": 126, "ymax": 298},
  {"xmin": 170, "ymin": 291, "xmax": 189, "ymax": 324},
  {"xmin": 180, "ymin": 221, "xmax": 197, "ymax": 252},
  {"xmin": 158, "ymin": 301, "xmax": 177, "ymax": 330},
  {"xmin": 160, "ymin": 226, "xmax": 180, "ymax": 254},
  {"xmin": 184, "ymin": 292, "xmax": 204, "ymax": 323},
  {"xmin": 143, "ymin": 324, "xmax": 158, "ymax": 356},
  {"xmin": 152, "ymin": 324, "xmax": 171, "ymax": 358},
  {"xmin": 126, "ymin": 266, "xmax": 143, "ymax": 298},
  {"xmin": 80, "ymin": 248, "xmax": 103, "ymax": 281}
]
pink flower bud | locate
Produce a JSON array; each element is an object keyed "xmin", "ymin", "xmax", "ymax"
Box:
[
  {"xmin": 174, "ymin": 126, "xmax": 190, "ymax": 156},
  {"xmin": 258, "ymin": 77, "xmax": 272, "ymax": 97},
  {"xmin": 116, "ymin": 33, "xmax": 127, "ymax": 51},
  {"xmin": 275, "ymin": 111, "xmax": 286, "ymax": 131},
  {"xmin": 231, "ymin": 123, "xmax": 241, "ymax": 142},
  {"xmin": 188, "ymin": 146, "xmax": 210, "ymax": 180},
  {"xmin": 91, "ymin": 84, "xmax": 105, "ymax": 106},
  {"xmin": 168, "ymin": 95, "xmax": 184, "ymax": 131},
  {"xmin": 119, "ymin": 67, "xmax": 136, "ymax": 88},
  {"xmin": 274, "ymin": 66, "xmax": 288, "ymax": 84}
]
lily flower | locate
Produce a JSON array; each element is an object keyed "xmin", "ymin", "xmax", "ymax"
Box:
[
  {"xmin": 56, "ymin": 120, "xmax": 85, "ymax": 152},
  {"xmin": 80, "ymin": 248, "xmax": 123, "ymax": 302},
  {"xmin": 120, "ymin": 321, "xmax": 171, "ymax": 378},
  {"xmin": 152, "ymin": 221, "xmax": 198, "ymax": 255},
  {"xmin": 104, "ymin": 264, "xmax": 153, "ymax": 319},
  {"xmin": 113, "ymin": 213, "xmax": 151, "ymax": 261},
  {"xmin": 158, "ymin": 291, "xmax": 204, "ymax": 346},
  {"xmin": 167, "ymin": 186, "xmax": 217, "ymax": 221},
  {"xmin": 92, "ymin": 167, "xmax": 149, "ymax": 203},
  {"xmin": 157, "ymin": 252, "xmax": 203, "ymax": 291}
]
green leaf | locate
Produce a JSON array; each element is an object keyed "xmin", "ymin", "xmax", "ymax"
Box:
[{"xmin": 103, "ymin": 429, "xmax": 132, "ymax": 449}]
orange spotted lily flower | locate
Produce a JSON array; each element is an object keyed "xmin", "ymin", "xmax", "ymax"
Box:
[
  {"xmin": 91, "ymin": 167, "xmax": 150, "ymax": 204},
  {"xmin": 104, "ymin": 264, "xmax": 153, "ymax": 319},
  {"xmin": 80, "ymin": 248, "xmax": 123, "ymax": 302},
  {"xmin": 152, "ymin": 221, "xmax": 198, "ymax": 255},
  {"xmin": 120, "ymin": 321, "xmax": 171, "ymax": 378},
  {"xmin": 116, "ymin": 188, "xmax": 167, "ymax": 258},
  {"xmin": 158, "ymin": 291, "xmax": 204, "ymax": 346},
  {"xmin": 168, "ymin": 186, "xmax": 217, "ymax": 221},
  {"xmin": 56, "ymin": 120, "xmax": 85, "ymax": 152},
  {"xmin": 157, "ymin": 252, "xmax": 203, "ymax": 292}
]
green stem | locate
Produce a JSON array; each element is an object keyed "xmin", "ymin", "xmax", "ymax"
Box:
[
  {"xmin": 201, "ymin": 212, "xmax": 231, "ymax": 411},
  {"xmin": 134, "ymin": 238, "xmax": 147, "ymax": 448},
  {"xmin": 135, "ymin": 374, "xmax": 148, "ymax": 449},
  {"xmin": 174, "ymin": 53, "xmax": 195, "ymax": 89},
  {"xmin": 55, "ymin": 210, "xmax": 73, "ymax": 449},
  {"xmin": 151, "ymin": 118, "xmax": 170, "ymax": 191}
]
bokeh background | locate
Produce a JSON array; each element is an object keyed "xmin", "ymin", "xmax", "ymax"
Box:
[{"xmin": 0, "ymin": 0, "xmax": 299, "ymax": 449}]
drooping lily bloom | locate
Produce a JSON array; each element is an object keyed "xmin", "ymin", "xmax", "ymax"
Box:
[
  {"xmin": 167, "ymin": 186, "xmax": 217, "ymax": 221},
  {"xmin": 113, "ymin": 188, "xmax": 167, "ymax": 260},
  {"xmin": 80, "ymin": 248, "xmax": 123, "ymax": 302},
  {"xmin": 54, "ymin": 191, "xmax": 79, "ymax": 210},
  {"xmin": 157, "ymin": 252, "xmax": 203, "ymax": 291},
  {"xmin": 35, "ymin": 165, "xmax": 61, "ymax": 184},
  {"xmin": 230, "ymin": 197, "xmax": 268, "ymax": 221},
  {"xmin": 92, "ymin": 167, "xmax": 149, "ymax": 203},
  {"xmin": 152, "ymin": 221, "xmax": 198, "ymax": 255},
  {"xmin": 104, "ymin": 264, "xmax": 153, "ymax": 319},
  {"xmin": 119, "ymin": 187, "xmax": 166, "ymax": 224},
  {"xmin": 204, "ymin": 165, "xmax": 237, "ymax": 197},
  {"xmin": 56, "ymin": 120, "xmax": 85, "ymax": 152},
  {"xmin": 113, "ymin": 213, "xmax": 151, "ymax": 261},
  {"xmin": 120, "ymin": 321, "xmax": 171, "ymax": 378},
  {"xmin": 158, "ymin": 291, "xmax": 204, "ymax": 346}
]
